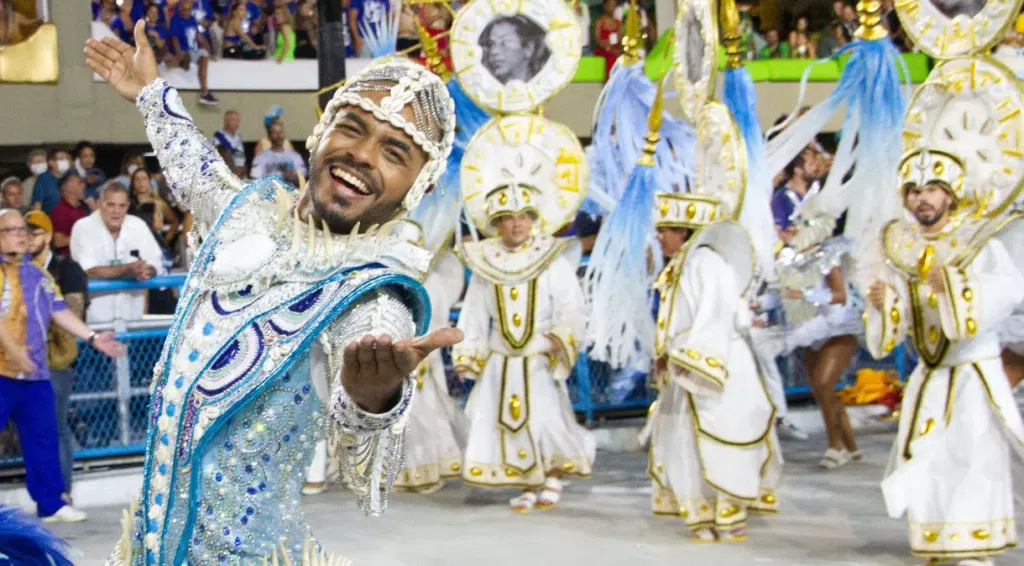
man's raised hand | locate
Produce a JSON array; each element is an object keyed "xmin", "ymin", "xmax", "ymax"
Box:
[
  {"xmin": 84, "ymin": 20, "xmax": 159, "ymax": 103},
  {"xmin": 341, "ymin": 328, "xmax": 464, "ymax": 414}
]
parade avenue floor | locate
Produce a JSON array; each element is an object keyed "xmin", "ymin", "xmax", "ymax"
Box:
[{"xmin": 50, "ymin": 427, "xmax": 1024, "ymax": 566}]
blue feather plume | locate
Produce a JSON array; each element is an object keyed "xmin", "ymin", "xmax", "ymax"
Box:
[
  {"xmin": 723, "ymin": 65, "xmax": 778, "ymax": 281},
  {"xmin": 583, "ymin": 160, "xmax": 658, "ymax": 371},
  {"xmin": 0, "ymin": 506, "xmax": 74, "ymax": 566},
  {"xmin": 359, "ymin": 0, "xmax": 400, "ymax": 58},
  {"xmin": 586, "ymin": 63, "xmax": 696, "ymax": 216},
  {"xmin": 764, "ymin": 37, "xmax": 907, "ymax": 291}
]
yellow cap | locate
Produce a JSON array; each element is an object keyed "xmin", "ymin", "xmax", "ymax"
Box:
[{"xmin": 24, "ymin": 210, "xmax": 53, "ymax": 234}]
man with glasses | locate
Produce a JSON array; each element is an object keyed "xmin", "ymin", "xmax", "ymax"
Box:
[{"xmin": 0, "ymin": 210, "xmax": 125, "ymax": 523}]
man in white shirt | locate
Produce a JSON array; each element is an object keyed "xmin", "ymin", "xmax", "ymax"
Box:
[
  {"xmin": 69, "ymin": 182, "xmax": 165, "ymax": 324},
  {"xmin": 250, "ymin": 120, "xmax": 307, "ymax": 185}
]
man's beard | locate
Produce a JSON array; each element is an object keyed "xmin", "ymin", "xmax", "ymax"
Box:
[
  {"xmin": 913, "ymin": 203, "xmax": 948, "ymax": 227},
  {"xmin": 307, "ymin": 159, "xmax": 404, "ymax": 235},
  {"xmin": 29, "ymin": 243, "xmax": 46, "ymax": 257}
]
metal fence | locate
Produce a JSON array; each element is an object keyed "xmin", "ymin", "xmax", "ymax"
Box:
[{"xmin": 0, "ymin": 271, "xmax": 910, "ymax": 469}]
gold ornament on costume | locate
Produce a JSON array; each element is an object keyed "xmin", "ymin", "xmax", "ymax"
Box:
[
  {"xmin": 719, "ymin": 0, "xmax": 743, "ymax": 70},
  {"xmin": 461, "ymin": 115, "xmax": 587, "ymax": 236},
  {"xmin": 450, "ymin": 0, "xmax": 582, "ymax": 114},
  {"xmin": 893, "ymin": 0, "xmax": 1022, "ymax": 59},
  {"xmin": 854, "ymin": 1, "xmax": 888, "ymax": 42},
  {"xmin": 673, "ymin": 0, "xmax": 719, "ymax": 123},
  {"xmin": 621, "ymin": 0, "xmax": 644, "ymax": 65},
  {"xmin": 898, "ymin": 148, "xmax": 966, "ymax": 202},
  {"xmin": 901, "ymin": 57, "xmax": 1024, "ymax": 218},
  {"xmin": 416, "ymin": 19, "xmax": 451, "ymax": 82}
]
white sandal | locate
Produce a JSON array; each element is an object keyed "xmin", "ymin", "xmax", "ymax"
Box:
[
  {"xmin": 535, "ymin": 477, "xmax": 563, "ymax": 510},
  {"xmin": 819, "ymin": 448, "xmax": 851, "ymax": 470},
  {"xmin": 956, "ymin": 559, "xmax": 993, "ymax": 566},
  {"xmin": 509, "ymin": 491, "xmax": 538, "ymax": 513},
  {"xmin": 690, "ymin": 527, "xmax": 717, "ymax": 543}
]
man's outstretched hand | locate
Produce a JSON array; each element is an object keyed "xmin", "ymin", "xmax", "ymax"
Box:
[
  {"xmin": 341, "ymin": 328, "xmax": 464, "ymax": 414},
  {"xmin": 84, "ymin": 20, "xmax": 159, "ymax": 103}
]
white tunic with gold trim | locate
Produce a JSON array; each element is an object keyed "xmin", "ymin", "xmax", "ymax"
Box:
[
  {"xmin": 453, "ymin": 236, "xmax": 595, "ymax": 488},
  {"xmin": 869, "ymin": 215, "xmax": 1024, "ymax": 561},
  {"xmin": 642, "ymin": 241, "xmax": 779, "ymax": 530},
  {"xmin": 395, "ymin": 251, "xmax": 469, "ymax": 491}
]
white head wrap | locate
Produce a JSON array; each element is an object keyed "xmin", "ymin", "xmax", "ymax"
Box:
[{"xmin": 306, "ymin": 58, "xmax": 456, "ymax": 211}]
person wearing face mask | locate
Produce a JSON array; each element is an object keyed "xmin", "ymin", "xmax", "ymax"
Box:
[
  {"xmin": 113, "ymin": 153, "xmax": 145, "ymax": 189},
  {"xmin": 22, "ymin": 148, "xmax": 48, "ymax": 209},
  {"xmin": 30, "ymin": 149, "xmax": 72, "ymax": 216},
  {"xmin": 454, "ymin": 135, "xmax": 595, "ymax": 514}
]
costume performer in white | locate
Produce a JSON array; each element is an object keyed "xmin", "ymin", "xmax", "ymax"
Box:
[
  {"xmin": 640, "ymin": 101, "xmax": 779, "ymax": 542},
  {"xmin": 871, "ymin": 149, "xmax": 1024, "ymax": 566},
  {"xmin": 453, "ymin": 114, "xmax": 595, "ymax": 513},
  {"xmin": 395, "ymin": 249, "xmax": 468, "ymax": 492},
  {"xmin": 85, "ymin": 22, "xmax": 463, "ymax": 565}
]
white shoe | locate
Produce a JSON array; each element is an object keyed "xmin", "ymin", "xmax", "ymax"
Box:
[
  {"xmin": 301, "ymin": 482, "xmax": 327, "ymax": 496},
  {"xmin": 42, "ymin": 505, "xmax": 87, "ymax": 523},
  {"xmin": 819, "ymin": 448, "xmax": 851, "ymax": 470},
  {"xmin": 776, "ymin": 417, "xmax": 809, "ymax": 441},
  {"xmin": 956, "ymin": 559, "xmax": 994, "ymax": 566}
]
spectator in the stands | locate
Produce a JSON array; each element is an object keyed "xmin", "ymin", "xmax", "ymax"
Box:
[
  {"xmin": 113, "ymin": 153, "xmax": 145, "ymax": 189},
  {"xmin": 212, "ymin": 109, "xmax": 247, "ymax": 171},
  {"xmin": 789, "ymin": 15, "xmax": 816, "ymax": 58},
  {"xmin": 128, "ymin": 168, "xmax": 176, "ymax": 251},
  {"xmin": 273, "ymin": 4, "xmax": 296, "ymax": 62},
  {"xmin": 107, "ymin": 0, "xmax": 137, "ymax": 44},
  {"xmin": 23, "ymin": 148, "xmax": 48, "ymax": 208},
  {"xmin": 254, "ymin": 105, "xmax": 296, "ymax": 155},
  {"xmin": 50, "ymin": 172, "xmax": 89, "ymax": 258},
  {"xmin": 26, "ymin": 210, "xmax": 89, "ymax": 506},
  {"xmin": 169, "ymin": 0, "xmax": 219, "ymax": 106},
  {"xmin": 294, "ymin": 0, "xmax": 318, "ymax": 58},
  {"xmin": 31, "ymin": 149, "xmax": 71, "ymax": 216},
  {"xmin": 818, "ymin": 21, "xmax": 851, "ymax": 57},
  {"xmin": 71, "ymin": 182, "xmax": 164, "ymax": 324},
  {"xmin": 222, "ymin": 0, "xmax": 265, "ymax": 59},
  {"xmin": 143, "ymin": 3, "xmax": 170, "ymax": 62},
  {"xmin": 841, "ymin": 3, "xmax": 858, "ymax": 38},
  {"xmin": 574, "ymin": 0, "xmax": 591, "ymax": 55},
  {"xmin": 1, "ymin": 178, "xmax": 26, "ymax": 213},
  {"xmin": 759, "ymin": 28, "xmax": 791, "ymax": 59},
  {"xmin": 251, "ymin": 120, "xmax": 307, "ymax": 185},
  {"xmin": 0, "ymin": 210, "xmax": 123, "ymax": 524},
  {"xmin": 74, "ymin": 141, "xmax": 106, "ymax": 209},
  {"xmin": 593, "ymin": 0, "xmax": 621, "ymax": 78}
]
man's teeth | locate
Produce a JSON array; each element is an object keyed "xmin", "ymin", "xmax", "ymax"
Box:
[{"xmin": 330, "ymin": 166, "xmax": 370, "ymax": 195}]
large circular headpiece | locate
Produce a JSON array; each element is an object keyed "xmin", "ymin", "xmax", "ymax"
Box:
[
  {"xmin": 902, "ymin": 57, "xmax": 1024, "ymax": 217},
  {"xmin": 673, "ymin": 0, "xmax": 719, "ymax": 124},
  {"xmin": 654, "ymin": 102, "xmax": 746, "ymax": 229},
  {"xmin": 450, "ymin": 0, "xmax": 582, "ymax": 114},
  {"xmin": 461, "ymin": 114, "xmax": 587, "ymax": 237},
  {"xmin": 894, "ymin": 0, "xmax": 1023, "ymax": 59}
]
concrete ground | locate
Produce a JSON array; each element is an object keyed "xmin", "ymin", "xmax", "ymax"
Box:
[{"xmin": 46, "ymin": 425, "xmax": 1024, "ymax": 566}]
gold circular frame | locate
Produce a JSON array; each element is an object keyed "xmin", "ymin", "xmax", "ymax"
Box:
[
  {"xmin": 673, "ymin": 0, "xmax": 719, "ymax": 124},
  {"xmin": 450, "ymin": 0, "xmax": 582, "ymax": 114},
  {"xmin": 902, "ymin": 56, "xmax": 1024, "ymax": 218},
  {"xmin": 461, "ymin": 114, "xmax": 588, "ymax": 237},
  {"xmin": 895, "ymin": 0, "xmax": 1024, "ymax": 59}
]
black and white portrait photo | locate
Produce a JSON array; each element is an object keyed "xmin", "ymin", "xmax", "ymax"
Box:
[
  {"xmin": 478, "ymin": 14, "xmax": 552, "ymax": 85},
  {"xmin": 683, "ymin": 11, "xmax": 705, "ymax": 84},
  {"xmin": 929, "ymin": 0, "xmax": 987, "ymax": 19}
]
